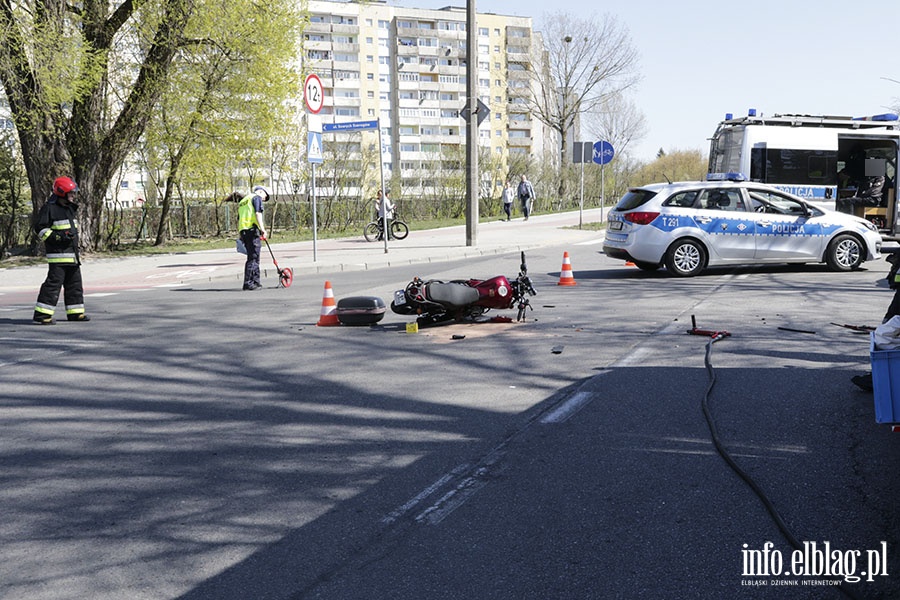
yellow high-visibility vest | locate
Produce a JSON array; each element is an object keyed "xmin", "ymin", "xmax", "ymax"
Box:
[{"xmin": 238, "ymin": 193, "xmax": 262, "ymax": 231}]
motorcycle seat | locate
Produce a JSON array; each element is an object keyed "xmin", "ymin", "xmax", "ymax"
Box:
[{"xmin": 427, "ymin": 282, "xmax": 480, "ymax": 307}]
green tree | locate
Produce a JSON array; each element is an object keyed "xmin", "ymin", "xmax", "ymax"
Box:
[
  {"xmin": 0, "ymin": 0, "xmax": 198, "ymax": 252},
  {"xmin": 630, "ymin": 148, "xmax": 708, "ymax": 187},
  {"xmin": 0, "ymin": 128, "xmax": 29, "ymax": 256},
  {"xmin": 139, "ymin": 0, "xmax": 302, "ymax": 245},
  {"xmin": 520, "ymin": 11, "xmax": 640, "ymax": 201}
]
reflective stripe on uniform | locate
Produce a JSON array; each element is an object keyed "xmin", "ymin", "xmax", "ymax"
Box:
[
  {"xmin": 51, "ymin": 219, "xmax": 72, "ymax": 230},
  {"xmin": 34, "ymin": 303, "xmax": 55, "ymax": 315},
  {"xmin": 47, "ymin": 253, "xmax": 77, "ymax": 263},
  {"xmin": 65, "ymin": 304, "xmax": 85, "ymax": 315},
  {"xmin": 39, "ymin": 227, "xmax": 53, "ymax": 241}
]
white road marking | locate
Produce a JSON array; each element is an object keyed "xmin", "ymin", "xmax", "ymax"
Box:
[
  {"xmin": 380, "ymin": 464, "xmax": 470, "ymax": 525},
  {"xmin": 415, "ymin": 472, "xmax": 491, "ymax": 525},
  {"xmin": 540, "ymin": 390, "xmax": 596, "ymax": 424}
]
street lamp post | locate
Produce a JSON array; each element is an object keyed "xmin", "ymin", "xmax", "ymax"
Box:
[{"xmin": 465, "ymin": 0, "xmax": 478, "ymax": 246}]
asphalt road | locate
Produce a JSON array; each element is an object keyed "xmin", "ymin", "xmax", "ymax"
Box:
[{"xmin": 1, "ymin": 216, "xmax": 899, "ymax": 599}]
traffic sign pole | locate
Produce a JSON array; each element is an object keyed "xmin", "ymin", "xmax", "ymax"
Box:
[
  {"xmin": 305, "ymin": 74, "xmax": 324, "ymax": 260},
  {"xmin": 593, "ymin": 141, "xmax": 615, "ymax": 223},
  {"xmin": 580, "ymin": 157, "xmax": 584, "ymax": 229}
]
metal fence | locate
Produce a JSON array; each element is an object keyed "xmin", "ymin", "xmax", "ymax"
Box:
[{"xmin": 2, "ymin": 193, "xmax": 602, "ymax": 253}]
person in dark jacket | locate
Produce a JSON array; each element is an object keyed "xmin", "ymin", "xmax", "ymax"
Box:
[
  {"xmin": 517, "ymin": 174, "xmax": 535, "ymax": 220},
  {"xmin": 32, "ymin": 177, "xmax": 89, "ymax": 324}
]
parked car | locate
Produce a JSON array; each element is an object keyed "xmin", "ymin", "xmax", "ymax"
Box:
[{"xmin": 602, "ymin": 179, "xmax": 882, "ymax": 276}]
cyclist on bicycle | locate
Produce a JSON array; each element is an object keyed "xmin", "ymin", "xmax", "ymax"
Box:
[{"xmin": 374, "ymin": 189, "xmax": 395, "ymax": 240}]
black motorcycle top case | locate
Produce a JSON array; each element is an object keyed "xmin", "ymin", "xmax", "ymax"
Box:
[{"xmin": 336, "ymin": 296, "xmax": 386, "ymax": 325}]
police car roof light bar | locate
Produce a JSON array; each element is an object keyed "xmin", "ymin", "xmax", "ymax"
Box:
[{"xmin": 706, "ymin": 172, "xmax": 746, "ymax": 182}]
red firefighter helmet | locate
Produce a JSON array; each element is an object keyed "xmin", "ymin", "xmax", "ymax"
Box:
[{"xmin": 53, "ymin": 177, "xmax": 78, "ymax": 197}]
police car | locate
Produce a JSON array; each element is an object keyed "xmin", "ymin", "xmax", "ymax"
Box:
[{"xmin": 602, "ymin": 176, "xmax": 882, "ymax": 276}]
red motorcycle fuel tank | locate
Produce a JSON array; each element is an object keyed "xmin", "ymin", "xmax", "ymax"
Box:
[{"xmin": 470, "ymin": 275, "xmax": 514, "ymax": 309}]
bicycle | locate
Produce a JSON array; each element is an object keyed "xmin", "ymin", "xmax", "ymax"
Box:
[{"xmin": 364, "ymin": 214, "xmax": 409, "ymax": 242}]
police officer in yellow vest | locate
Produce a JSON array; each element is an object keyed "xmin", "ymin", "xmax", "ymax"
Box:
[
  {"xmin": 238, "ymin": 186, "xmax": 269, "ymax": 290},
  {"xmin": 33, "ymin": 177, "xmax": 89, "ymax": 324}
]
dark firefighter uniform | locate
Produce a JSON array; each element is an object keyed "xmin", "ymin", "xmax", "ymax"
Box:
[{"xmin": 33, "ymin": 177, "xmax": 89, "ymax": 324}]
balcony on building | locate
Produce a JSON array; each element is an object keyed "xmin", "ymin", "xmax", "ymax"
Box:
[
  {"xmin": 331, "ymin": 22, "xmax": 359, "ymax": 35},
  {"xmin": 332, "ymin": 42, "xmax": 360, "ymax": 54}
]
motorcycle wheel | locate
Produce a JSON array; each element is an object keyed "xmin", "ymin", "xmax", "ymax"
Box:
[
  {"xmin": 363, "ymin": 222, "xmax": 380, "ymax": 242},
  {"xmin": 390, "ymin": 300, "xmax": 418, "ymax": 315}
]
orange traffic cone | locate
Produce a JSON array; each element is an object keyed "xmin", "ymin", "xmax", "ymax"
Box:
[
  {"xmin": 557, "ymin": 251, "xmax": 577, "ymax": 286},
  {"xmin": 316, "ymin": 281, "xmax": 340, "ymax": 326}
]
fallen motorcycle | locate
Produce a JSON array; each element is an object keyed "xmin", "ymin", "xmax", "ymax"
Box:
[{"xmin": 390, "ymin": 251, "xmax": 537, "ymax": 326}]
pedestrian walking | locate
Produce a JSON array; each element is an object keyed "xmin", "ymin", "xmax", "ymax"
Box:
[
  {"xmin": 502, "ymin": 181, "xmax": 516, "ymax": 221},
  {"xmin": 33, "ymin": 176, "xmax": 89, "ymax": 324},
  {"xmin": 517, "ymin": 174, "xmax": 535, "ymax": 220},
  {"xmin": 238, "ymin": 185, "xmax": 269, "ymax": 290}
]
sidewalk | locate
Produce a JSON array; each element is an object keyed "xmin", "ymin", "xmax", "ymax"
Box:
[{"xmin": 0, "ymin": 209, "xmax": 606, "ymax": 292}]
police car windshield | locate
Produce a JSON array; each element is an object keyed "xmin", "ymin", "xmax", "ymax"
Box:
[{"xmin": 616, "ymin": 189, "xmax": 657, "ymax": 211}]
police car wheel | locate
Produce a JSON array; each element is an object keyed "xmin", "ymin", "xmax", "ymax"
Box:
[
  {"xmin": 665, "ymin": 239, "xmax": 706, "ymax": 277},
  {"xmin": 825, "ymin": 234, "xmax": 864, "ymax": 272}
]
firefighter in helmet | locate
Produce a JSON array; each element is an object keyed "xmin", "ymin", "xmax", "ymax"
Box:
[{"xmin": 32, "ymin": 176, "xmax": 89, "ymax": 324}]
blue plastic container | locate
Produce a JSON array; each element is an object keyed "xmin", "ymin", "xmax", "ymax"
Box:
[{"xmin": 870, "ymin": 333, "xmax": 900, "ymax": 423}]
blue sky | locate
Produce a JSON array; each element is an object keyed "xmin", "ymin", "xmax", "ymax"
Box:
[{"xmin": 391, "ymin": 0, "xmax": 900, "ymax": 162}]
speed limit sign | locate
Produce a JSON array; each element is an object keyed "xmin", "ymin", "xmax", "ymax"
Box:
[{"xmin": 304, "ymin": 73, "xmax": 324, "ymax": 114}]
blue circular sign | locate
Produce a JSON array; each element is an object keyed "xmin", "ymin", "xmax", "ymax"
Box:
[{"xmin": 593, "ymin": 140, "xmax": 615, "ymax": 165}]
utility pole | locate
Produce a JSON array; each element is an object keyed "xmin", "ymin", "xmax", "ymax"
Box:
[{"xmin": 465, "ymin": 0, "xmax": 478, "ymax": 246}]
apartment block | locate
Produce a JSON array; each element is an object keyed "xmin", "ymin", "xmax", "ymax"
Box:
[{"xmin": 305, "ymin": 0, "xmax": 552, "ymax": 195}]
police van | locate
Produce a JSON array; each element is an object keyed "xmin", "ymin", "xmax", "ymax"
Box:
[{"xmin": 707, "ymin": 110, "xmax": 900, "ymax": 236}]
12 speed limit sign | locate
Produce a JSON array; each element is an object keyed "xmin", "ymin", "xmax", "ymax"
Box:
[{"xmin": 304, "ymin": 74, "xmax": 324, "ymax": 114}]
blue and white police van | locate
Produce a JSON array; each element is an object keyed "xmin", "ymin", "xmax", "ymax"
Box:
[
  {"xmin": 707, "ymin": 110, "xmax": 900, "ymax": 236},
  {"xmin": 602, "ymin": 176, "xmax": 882, "ymax": 277}
]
